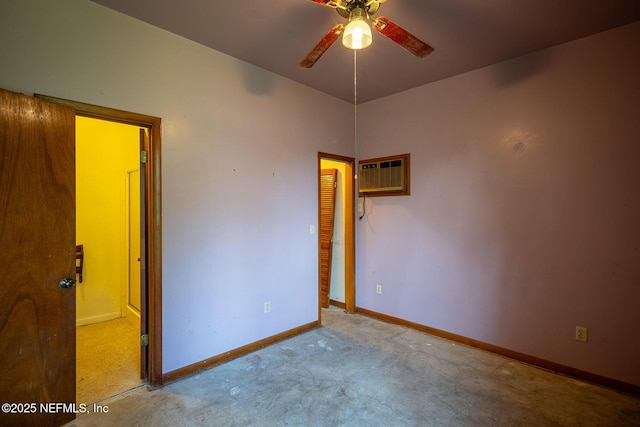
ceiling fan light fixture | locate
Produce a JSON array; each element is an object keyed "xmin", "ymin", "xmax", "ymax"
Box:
[{"xmin": 342, "ymin": 7, "xmax": 372, "ymax": 50}]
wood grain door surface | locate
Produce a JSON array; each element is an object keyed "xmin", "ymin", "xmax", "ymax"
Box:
[{"xmin": 0, "ymin": 88, "xmax": 77, "ymax": 426}]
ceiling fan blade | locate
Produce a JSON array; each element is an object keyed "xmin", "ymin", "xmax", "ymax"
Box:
[
  {"xmin": 308, "ymin": 0, "xmax": 343, "ymax": 8},
  {"xmin": 299, "ymin": 24, "xmax": 345, "ymax": 68},
  {"xmin": 373, "ymin": 17, "xmax": 434, "ymax": 58}
]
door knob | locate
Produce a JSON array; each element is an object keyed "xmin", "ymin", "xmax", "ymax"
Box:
[{"xmin": 59, "ymin": 278, "xmax": 76, "ymax": 288}]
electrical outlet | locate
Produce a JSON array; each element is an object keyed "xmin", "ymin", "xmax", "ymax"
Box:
[
  {"xmin": 264, "ymin": 301, "xmax": 271, "ymax": 313},
  {"xmin": 575, "ymin": 326, "xmax": 588, "ymax": 342},
  {"xmin": 376, "ymin": 284, "xmax": 382, "ymax": 295}
]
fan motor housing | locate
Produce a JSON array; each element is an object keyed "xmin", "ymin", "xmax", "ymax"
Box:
[{"xmin": 336, "ymin": 0, "xmax": 380, "ymax": 19}]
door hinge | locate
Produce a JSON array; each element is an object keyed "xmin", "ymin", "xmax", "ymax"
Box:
[
  {"xmin": 140, "ymin": 334, "xmax": 149, "ymax": 346},
  {"xmin": 140, "ymin": 151, "xmax": 148, "ymax": 164}
]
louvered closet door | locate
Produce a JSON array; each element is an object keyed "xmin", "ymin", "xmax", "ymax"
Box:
[{"xmin": 319, "ymin": 169, "xmax": 338, "ymax": 308}]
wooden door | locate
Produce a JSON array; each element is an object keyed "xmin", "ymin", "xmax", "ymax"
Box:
[
  {"xmin": 319, "ymin": 169, "xmax": 338, "ymax": 308},
  {"xmin": 0, "ymin": 89, "xmax": 77, "ymax": 426}
]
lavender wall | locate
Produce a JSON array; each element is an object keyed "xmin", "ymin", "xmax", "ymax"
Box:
[
  {"xmin": 0, "ymin": 0, "xmax": 353, "ymax": 373},
  {"xmin": 2, "ymin": 0, "xmax": 638, "ymax": 386},
  {"xmin": 356, "ymin": 22, "xmax": 640, "ymax": 386}
]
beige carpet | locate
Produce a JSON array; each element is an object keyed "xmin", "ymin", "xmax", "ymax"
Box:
[{"xmin": 76, "ymin": 317, "xmax": 144, "ymax": 405}]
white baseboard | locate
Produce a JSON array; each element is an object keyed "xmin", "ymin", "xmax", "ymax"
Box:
[
  {"xmin": 76, "ymin": 311, "xmax": 122, "ymax": 327},
  {"xmin": 126, "ymin": 305, "xmax": 140, "ymax": 328}
]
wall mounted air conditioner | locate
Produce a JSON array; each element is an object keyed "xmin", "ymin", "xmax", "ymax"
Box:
[{"xmin": 358, "ymin": 153, "xmax": 410, "ymax": 196}]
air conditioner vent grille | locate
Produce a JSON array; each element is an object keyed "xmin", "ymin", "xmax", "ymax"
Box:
[{"xmin": 358, "ymin": 154, "xmax": 410, "ymax": 196}]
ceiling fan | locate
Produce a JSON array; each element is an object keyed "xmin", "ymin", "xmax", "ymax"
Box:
[{"xmin": 300, "ymin": 0, "xmax": 434, "ymax": 68}]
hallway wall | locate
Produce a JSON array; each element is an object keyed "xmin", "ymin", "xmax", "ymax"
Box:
[{"xmin": 76, "ymin": 117, "xmax": 140, "ymax": 325}]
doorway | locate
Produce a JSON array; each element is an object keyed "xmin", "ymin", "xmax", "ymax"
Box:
[
  {"xmin": 75, "ymin": 116, "xmax": 145, "ymax": 404},
  {"xmin": 318, "ymin": 153, "xmax": 356, "ymax": 320},
  {"xmin": 36, "ymin": 93, "xmax": 163, "ymax": 389},
  {"xmin": 0, "ymin": 90, "xmax": 161, "ymax": 425}
]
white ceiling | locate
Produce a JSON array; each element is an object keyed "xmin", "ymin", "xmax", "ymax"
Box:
[{"xmin": 90, "ymin": 0, "xmax": 640, "ymax": 103}]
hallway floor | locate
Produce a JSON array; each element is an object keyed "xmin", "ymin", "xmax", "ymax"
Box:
[
  {"xmin": 76, "ymin": 316, "xmax": 144, "ymax": 405},
  {"xmin": 68, "ymin": 307, "xmax": 640, "ymax": 426}
]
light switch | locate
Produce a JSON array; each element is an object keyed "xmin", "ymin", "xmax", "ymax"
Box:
[{"xmin": 310, "ymin": 224, "xmax": 316, "ymax": 235}]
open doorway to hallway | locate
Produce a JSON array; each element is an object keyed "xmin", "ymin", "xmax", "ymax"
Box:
[
  {"xmin": 36, "ymin": 92, "xmax": 163, "ymax": 388},
  {"xmin": 75, "ymin": 117, "xmax": 146, "ymax": 404},
  {"xmin": 318, "ymin": 153, "xmax": 356, "ymax": 320}
]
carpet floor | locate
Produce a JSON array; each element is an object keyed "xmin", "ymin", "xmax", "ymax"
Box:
[{"xmin": 76, "ymin": 316, "xmax": 144, "ymax": 405}]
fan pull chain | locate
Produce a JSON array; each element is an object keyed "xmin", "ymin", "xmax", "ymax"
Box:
[
  {"xmin": 354, "ymin": 49, "xmax": 357, "ymax": 107},
  {"xmin": 354, "ymin": 49, "xmax": 361, "ymax": 218},
  {"xmin": 354, "ymin": 49, "xmax": 358, "ymax": 155}
]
